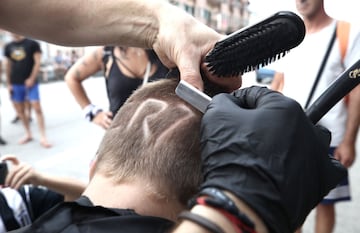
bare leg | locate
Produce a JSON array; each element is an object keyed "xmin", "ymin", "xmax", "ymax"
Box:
[
  {"xmin": 25, "ymin": 100, "xmax": 32, "ymax": 120},
  {"xmin": 0, "ymin": 108, "xmax": 6, "ymax": 145},
  {"xmin": 31, "ymin": 101, "xmax": 52, "ymax": 148},
  {"xmin": 13, "ymin": 101, "xmax": 32, "ymax": 144},
  {"xmin": 315, "ymin": 203, "xmax": 335, "ymax": 233}
]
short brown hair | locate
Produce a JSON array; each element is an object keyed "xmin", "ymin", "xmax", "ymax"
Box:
[{"xmin": 95, "ymin": 78, "xmax": 202, "ymax": 205}]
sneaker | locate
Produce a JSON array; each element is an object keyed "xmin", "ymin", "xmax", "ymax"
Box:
[
  {"xmin": 0, "ymin": 137, "xmax": 7, "ymax": 145},
  {"xmin": 11, "ymin": 116, "xmax": 20, "ymax": 124}
]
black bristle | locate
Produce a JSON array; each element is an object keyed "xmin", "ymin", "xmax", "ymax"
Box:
[{"xmin": 205, "ymin": 11, "xmax": 305, "ymax": 77}]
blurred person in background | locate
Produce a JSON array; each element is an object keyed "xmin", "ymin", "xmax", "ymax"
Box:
[
  {"xmin": 270, "ymin": 0, "xmax": 360, "ymax": 232},
  {"xmin": 65, "ymin": 46, "xmax": 169, "ymax": 129},
  {"xmin": 4, "ymin": 33, "xmax": 52, "ymax": 148},
  {"xmin": 0, "ymin": 154, "xmax": 86, "ymax": 232},
  {"xmin": 0, "ymin": 49, "xmax": 7, "ymax": 145}
]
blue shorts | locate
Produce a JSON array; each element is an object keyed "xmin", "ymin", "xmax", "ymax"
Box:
[
  {"xmin": 11, "ymin": 84, "xmax": 40, "ymax": 103},
  {"xmin": 321, "ymin": 147, "xmax": 351, "ymax": 204}
]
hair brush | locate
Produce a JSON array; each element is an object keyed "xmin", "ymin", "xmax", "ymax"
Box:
[{"xmin": 205, "ymin": 11, "xmax": 305, "ymax": 77}]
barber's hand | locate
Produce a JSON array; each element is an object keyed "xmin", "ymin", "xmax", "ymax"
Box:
[
  {"xmin": 153, "ymin": 4, "xmax": 241, "ymax": 92},
  {"xmin": 200, "ymin": 86, "xmax": 347, "ymax": 233}
]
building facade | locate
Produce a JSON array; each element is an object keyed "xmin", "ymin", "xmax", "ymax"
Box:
[{"xmin": 170, "ymin": 0, "xmax": 251, "ymax": 34}]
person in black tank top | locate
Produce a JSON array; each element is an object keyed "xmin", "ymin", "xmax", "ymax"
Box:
[{"xmin": 65, "ymin": 46, "xmax": 169, "ymax": 130}]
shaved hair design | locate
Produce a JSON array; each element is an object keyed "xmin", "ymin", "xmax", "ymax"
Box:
[{"xmin": 95, "ymin": 78, "xmax": 203, "ymax": 205}]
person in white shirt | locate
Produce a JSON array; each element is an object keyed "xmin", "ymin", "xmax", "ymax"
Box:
[{"xmin": 270, "ymin": 0, "xmax": 360, "ymax": 232}]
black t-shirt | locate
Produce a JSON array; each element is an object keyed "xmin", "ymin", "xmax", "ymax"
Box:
[
  {"xmin": 9, "ymin": 196, "xmax": 174, "ymax": 233},
  {"xmin": 4, "ymin": 38, "xmax": 41, "ymax": 85}
]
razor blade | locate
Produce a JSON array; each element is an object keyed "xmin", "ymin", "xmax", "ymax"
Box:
[{"xmin": 175, "ymin": 80, "xmax": 212, "ymax": 113}]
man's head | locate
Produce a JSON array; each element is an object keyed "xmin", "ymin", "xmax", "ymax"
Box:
[
  {"xmin": 92, "ymin": 78, "xmax": 203, "ymax": 205},
  {"xmin": 10, "ymin": 33, "xmax": 24, "ymax": 41},
  {"xmin": 295, "ymin": 0, "xmax": 324, "ymax": 19}
]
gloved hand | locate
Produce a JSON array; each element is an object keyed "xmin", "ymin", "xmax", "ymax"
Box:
[{"xmin": 200, "ymin": 86, "xmax": 347, "ymax": 233}]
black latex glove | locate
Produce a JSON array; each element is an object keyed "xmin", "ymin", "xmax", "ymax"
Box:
[{"xmin": 200, "ymin": 86, "xmax": 347, "ymax": 233}]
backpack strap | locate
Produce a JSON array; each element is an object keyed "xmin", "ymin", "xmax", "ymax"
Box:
[{"xmin": 336, "ymin": 20, "xmax": 350, "ymax": 63}]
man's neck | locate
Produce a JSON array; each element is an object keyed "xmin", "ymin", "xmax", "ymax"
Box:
[
  {"xmin": 82, "ymin": 174, "xmax": 185, "ymax": 222},
  {"xmin": 304, "ymin": 12, "xmax": 333, "ymax": 34}
]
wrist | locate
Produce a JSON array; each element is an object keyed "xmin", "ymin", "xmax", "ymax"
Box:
[
  {"xmin": 190, "ymin": 205, "xmax": 238, "ymax": 233},
  {"xmin": 187, "ymin": 188, "xmax": 267, "ymax": 233},
  {"xmin": 341, "ymin": 136, "xmax": 356, "ymax": 146},
  {"xmin": 26, "ymin": 76, "xmax": 35, "ymax": 82},
  {"xmin": 31, "ymin": 171, "xmax": 44, "ymax": 186},
  {"xmin": 83, "ymin": 104, "xmax": 103, "ymax": 122},
  {"xmin": 222, "ymin": 191, "xmax": 268, "ymax": 233}
]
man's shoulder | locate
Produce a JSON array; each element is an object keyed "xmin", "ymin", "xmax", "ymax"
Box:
[
  {"xmin": 4, "ymin": 41, "xmax": 15, "ymax": 49},
  {"xmin": 10, "ymin": 196, "xmax": 174, "ymax": 233},
  {"xmin": 24, "ymin": 38, "xmax": 38, "ymax": 43},
  {"xmin": 23, "ymin": 38, "xmax": 41, "ymax": 47}
]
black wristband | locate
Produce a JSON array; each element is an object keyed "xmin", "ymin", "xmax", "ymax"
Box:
[
  {"xmin": 190, "ymin": 188, "xmax": 256, "ymax": 233},
  {"xmin": 178, "ymin": 211, "xmax": 225, "ymax": 233}
]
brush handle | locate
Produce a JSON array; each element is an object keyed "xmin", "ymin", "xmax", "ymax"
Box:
[
  {"xmin": 306, "ymin": 59, "xmax": 360, "ymax": 124},
  {"xmin": 205, "ymin": 11, "xmax": 305, "ymax": 77}
]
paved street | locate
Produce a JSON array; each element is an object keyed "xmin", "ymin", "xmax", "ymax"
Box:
[
  {"xmin": 0, "ymin": 77, "xmax": 359, "ymax": 233},
  {"xmin": 0, "ymin": 77, "xmax": 108, "ymax": 183}
]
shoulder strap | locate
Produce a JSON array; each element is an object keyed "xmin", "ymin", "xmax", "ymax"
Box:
[
  {"xmin": 336, "ymin": 20, "xmax": 350, "ymax": 63},
  {"xmin": 102, "ymin": 46, "xmax": 114, "ymax": 76},
  {"xmin": 102, "ymin": 46, "xmax": 114, "ymax": 63},
  {"xmin": 305, "ymin": 25, "xmax": 337, "ymax": 109}
]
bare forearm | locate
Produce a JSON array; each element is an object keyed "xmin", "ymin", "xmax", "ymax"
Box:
[
  {"xmin": 65, "ymin": 49, "xmax": 102, "ymax": 108},
  {"xmin": 5, "ymin": 60, "xmax": 11, "ymax": 86},
  {"xmin": 344, "ymin": 85, "xmax": 360, "ymax": 144},
  {"xmin": 35, "ymin": 173, "xmax": 87, "ymax": 201},
  {"xmin": 29, "ymin": 59, "xmax": 41, "ymax": 82},
  {"xmin": 65, "ymin": 74, "xmax": 92, "ymax": 109},
  {"xmin": 0, "ymin": 0, "xmax": 164, "ymax": 48},
  {"xmin": 0, "ymin": 62, "xmax": 2, "ymax": 84},
  {"xmin": 270, "ymin": 72, "xmax": 284, "ymax": 92}
]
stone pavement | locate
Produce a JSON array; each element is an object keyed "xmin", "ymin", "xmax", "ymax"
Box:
[{"xmin": 0, "ymin": 77, "xmax": 359, "ymax": 233}]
